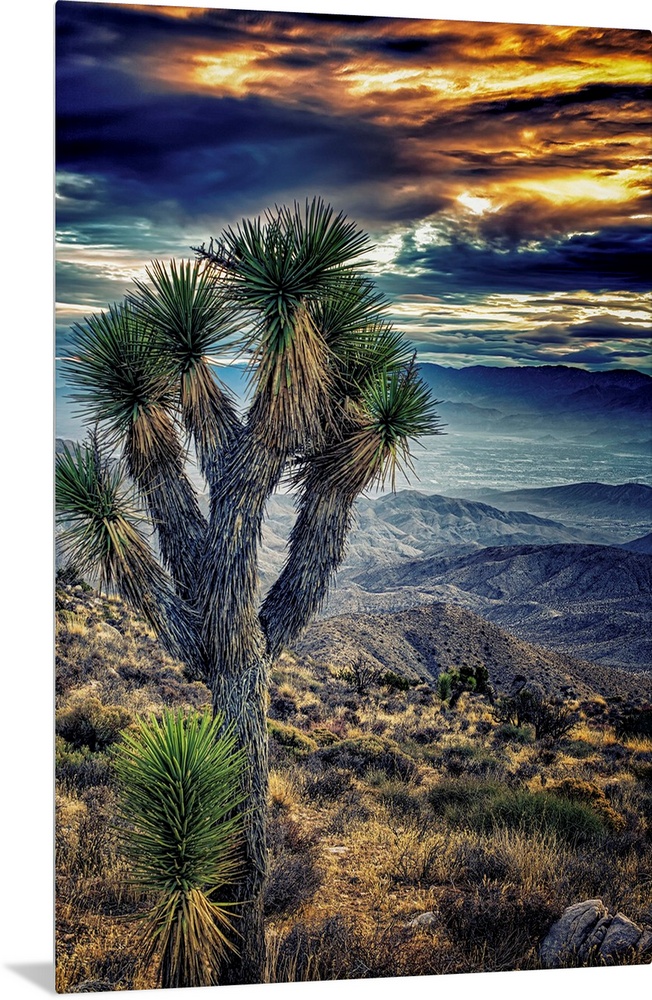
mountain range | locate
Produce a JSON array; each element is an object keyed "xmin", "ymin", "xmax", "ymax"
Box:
[
  {"xmin": 418, "ymin": 363, "xmax": 652, "ymax": 442},
  {"xmin": 203, "ymin": 362, "xmax": 652, "ymax": 445},
  {"xmin": 264, "ymin": 484, "xmax": 652, "ymax": 673}
]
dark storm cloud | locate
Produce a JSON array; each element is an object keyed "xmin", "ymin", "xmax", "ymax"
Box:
[
  {"xmin": 411, "ymin": 82, "xmax": 651, "ymax": 153},
  {"xmin": 566, "ymin": 318, "xmax": 652, "ymax": 340},
  {"xmin": 390, "ymin": 226, "xmax": 652, "ymax": 295},
  {"xmin": 57, "ymin": 85, "xmax": 406, "ymax": 227},
  {"xmin": 54, "ymin": 5, "xmax": 651, "ymax": 373},
  {"xmin": 513, "ymin": 318, "xmax": 651, "ymax": 346},
  {"xmin": 469, "ymin": 82, "xmax": 652, "ymax": 117}
]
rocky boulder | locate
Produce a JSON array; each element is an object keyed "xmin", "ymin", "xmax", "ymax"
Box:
[{"xmin": 540, "ymin": 900, "xmax": 652, "ymax": 967}]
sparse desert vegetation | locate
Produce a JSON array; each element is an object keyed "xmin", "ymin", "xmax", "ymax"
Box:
[{"xmin": 55, "ymin": 583, "xmax": 652, "ymax": 991}]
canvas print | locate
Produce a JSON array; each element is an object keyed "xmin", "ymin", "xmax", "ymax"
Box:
[{"xmin": 55, "ymin": 2, "xmax": 652, "ymax": 993}]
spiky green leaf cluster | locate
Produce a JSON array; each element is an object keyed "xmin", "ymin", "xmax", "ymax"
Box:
[
  {"xmin": 131, "ymin": 260, "xmax": 240, "ymax": 470},
  {"xmin": 63, "ymin": 302, "xmax": 177, "ymax": 444},
  {"xmin": 113, "ymin": 709, "xmax": 246, "ymax": 988},
  {"xmin": 55, "ymin": 439, "xmax": 147, "ymax": 588},
  {"xmin": 55, "ymin": 441, "xmax": 201, "ymax": 660}
]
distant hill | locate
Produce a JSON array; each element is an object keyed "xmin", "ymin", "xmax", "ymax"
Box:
[
  {"xmin": 466, "ymin": 482, "xmax": 652, "ymax": 518},
  {"xmin": 86, "ymin": 362, "xmax": 649, "ymax": 441},
  {"xmin": 296, "ymin": 601, "xmax": 652, "ymax": 703},
  {"xmin": 259, "ymin": 488, "xmax": 609, "ymax": 588},
  {"xmin": 462, "ymin": 481, "xmax": 652, "ymax": 542},
  {"xmin": 620, "ymin": 532, "xmax": 652, "ymax": 554},
  {"xmin": 339, "ymin": 543, "xmax": 652, "ymax": 671},
  {"xmin": 419, "ymin": 363, "xmax": 651, "ymax": 441}
]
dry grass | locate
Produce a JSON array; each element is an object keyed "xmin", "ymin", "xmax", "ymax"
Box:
[{"xmin": 55, "ymin": 584, "xmax": 652, "ymax": 990}]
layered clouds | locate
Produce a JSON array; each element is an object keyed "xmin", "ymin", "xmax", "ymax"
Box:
[{"xmin": 56, "ymin": 3, "xmax": 652, "ymax": 370}]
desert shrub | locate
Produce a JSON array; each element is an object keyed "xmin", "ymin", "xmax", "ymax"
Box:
[
  {"xmin": 493, "ymin": 687, "xmax": 577, "ymax": 741},
  {"xmin": 495, "ymin": 722, "xmax": 535, "ymax": 744},
  {"xmin": 630, "ymin": 760, "xmax": 652, "ymax": 783},
  {"xmin": 379, "ymin": 670, "xmax": 412, "ymax": 692},
  {"xmin": 309, "ymin": 726, "xmax": 340, "ymax": 746},
  {"xmin": 376, "ymin": 779, "xmax": 423, "ymax": 819},
  {"xmin": 438, "ymin": 882, "xmax": 560, "ymax": 967},
  {"xmin": 56, "ymin": 736, "xmax": 113, "ymax": 790},
  {"xmin": 56, "ymin": 696, "xmax": 132, "ymax": 752},
  {"xmin": 449, "ymin": 838, "xmax": 520, "ymax": 886},
  {"xmin": 428, "ymin": 778, "xmax": 608, "ymax": 845},
  {"xmin": 264, "ymin": 816, "xmax": 323, "ymax": 917},
  {"xmin": 274, "ymin": 916, "xmax": 364, "ymax": 981},
  {"xmin": 615, "ymin": 706, "xmax": 652, "ymax": 741},
  {"xmin": 73, "ymin": 808, "xmax": 116, "ymax": 881},
  {"xmin": 312, "ymin": 734, "xmax": 417, "ymax": 781},
  {"xmin": 303, "ymin": 767, "xmax": 352, "ymax": 802},
  {"xmin": 268, "ymin": 719, "xmax": 317, "ymax": 756},
  {"xmin": 546, "ymin": 778, "xmax": 625, "ymax": 831},
  {"xmin": 385, "ymin": 827, "xmax": 447, "ymax": 887},
  {"xmin": 409, "ymin": 725, "xmax": 440, "ymax": 746},
  {"xmin": 428, "ymin": 777, "xmax": 507, "ymax": 821},
  {"xmin": 326, "ymin": 791, "xmax": 371, "ymax": 834},
  {"xmin": 473, "ymin": 789, "xmax": 609, "ymax": 845},
  {"xmin": 436, "ymin": 741, "xmax": 504, "ymax": 777},
  {"xmin": 264, "ymin": 853, "xmax": 323, "ymax": 917},
  {"xmin": 269, "ymin": 691, "xmax": 298, "ymax": 721},
  {"xmin": 336, "ymin": 655, "xmax": 375, "ymax": 695}
]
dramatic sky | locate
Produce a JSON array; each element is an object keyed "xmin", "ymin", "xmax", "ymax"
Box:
[{"xmin": 55, "ymin": 1, "xmax": 652, "ymax": 372}]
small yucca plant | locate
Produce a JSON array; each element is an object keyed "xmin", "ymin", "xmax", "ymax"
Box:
[{"xmin": 113, "ymin": 709, "xmax": 247, "ymax": 989}]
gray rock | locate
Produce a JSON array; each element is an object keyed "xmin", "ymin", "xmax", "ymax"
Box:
[
  {"xmin": 407, "ymin": 911, "xmax": 439, "ymax": 929},
  {"xmin": 598, "ymin": 913, "xmax": 643, "ymax": 962},
  {"xmin": 578, "ymin": 916, "xmax": 611, "ymax": 959},
  {"xmin": 638, "ymin": 930, "xmax": 652, "ymax": 957},
  {"xmin": 540, "ymin": 900, "xmax": 608, "ymax": 968},
  {"xmin": 541, "ymin": 900, "xmax": 650, "ymax": 968}
]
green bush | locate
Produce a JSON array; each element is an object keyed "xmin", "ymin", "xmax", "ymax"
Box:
[
  {"xmin": 380, "ymin": 671, "xmax": 412, "ymax": 692},
  {"xmin": 55, "ymin": 735, "xmax": 113, "ymax": 789},
  {"xmin": 493, "ymin": 688, "xmax": 577, "ymax": 740},
  {"xmin": 438, "ymin": 664, "xmax": 491, "ymax": 705},
  {"xmin": 309, "ymin": 726, "xmax": 340, "ymax": 747},
  {"xmin": 268, "ymin": 719, "xmax": 318, "ymax": 756},
  {"xmin": 437, "ymin": 673, "xmax": 453, "ymax": 701},
  {"xmin": 473, "ymin": 789, "xmax": 608, "ymax": 845},
  {"xmin": 428, "ymin": 777, "xmax": 507, "ymax": 820},
  {"xmin": 56, "ymin": 696, "xmax": 132, "ymax": 751},
  {"xmin": 428, "ymin": 778, "xmax": 608, "ymax": 845},
  {"xmin": 435, "ymin": 741, "xmax": 504, "ymax": 777},
  {"xmin": 376, "ymin": 778, "xmax": 423, "ymax": 818}
]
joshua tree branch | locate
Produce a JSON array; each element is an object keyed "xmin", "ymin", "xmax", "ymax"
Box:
[
  {"xmin": 123, "ymin": 415, "xmax": 208, "ymax": 604},
  {"xmin": 260, "ymin": 484, "xmax": 356, "ymax": 660}
]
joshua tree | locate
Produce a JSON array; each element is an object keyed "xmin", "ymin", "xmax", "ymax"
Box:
[{"xmin": 56, "ymin": 198, "xmax": 441, "ymax": 983}]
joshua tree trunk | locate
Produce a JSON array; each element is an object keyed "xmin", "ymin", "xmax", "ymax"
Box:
[{"xmin": 208, "ymin": 648, "xmax": 270, "ymax": 984}]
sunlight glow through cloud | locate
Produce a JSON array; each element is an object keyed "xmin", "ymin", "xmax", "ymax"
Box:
[{"xmin": 55, "ymin": 4, "xmax": 652, "ymax": 372}]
